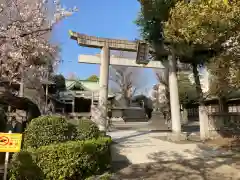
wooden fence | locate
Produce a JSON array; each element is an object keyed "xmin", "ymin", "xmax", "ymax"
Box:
[{"xmin": 187, "ymin": 104, "xmax": 240, "ymax": 120}]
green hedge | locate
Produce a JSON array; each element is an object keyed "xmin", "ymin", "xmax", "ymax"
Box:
[
  {"xmin": 9, "ymin": 150, "xmax": 44, "ymax": 180},
  {"xmin": 75, "ymin": 118, "xmax": 100, "ymax": 140},
  {"xmin": 23, "ymin": 116, "xmax": 73, "ymax": 148},
  {"xmin": 23, "ymin": 116, "xmax": 102, "ymax": 149},
  {"xmin": 10, "ymin": 137, "xmax": 112, "ymax": 180}
]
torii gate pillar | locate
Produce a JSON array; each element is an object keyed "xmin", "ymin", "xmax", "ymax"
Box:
[
  {"xmin": 98, "ymin": 45, "xmax": 110, "ymax": 131},
  {"xmin": 168, "ymin": 54, "xmax": 181, "ymax": 135}
]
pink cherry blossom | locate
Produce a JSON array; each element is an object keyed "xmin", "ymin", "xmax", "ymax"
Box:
[{"xmin": 0, "ymin": 0, "xmax": 77, "ymax": 83}]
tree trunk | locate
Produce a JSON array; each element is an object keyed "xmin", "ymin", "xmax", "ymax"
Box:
[
  {"xmin": 164, "ymin": 63, "xmax": 171, "ymax": 120},
  {"xmin": 192, "ymin": 63, "xmax": 209, "ymax": 140},
  {"xmin": 155, "ymin": 85, "xmax": 160, "ymax": 111},
  {"xmin": 161, "ymin": 60, "xmax": 171, "ymax": 121}
]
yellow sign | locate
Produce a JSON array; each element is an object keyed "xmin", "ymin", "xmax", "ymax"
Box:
[
  {"xmin": 223, "ymin": 0, "xmax": 228, "ymax": 5},
  {"xmin": 0, "ymin": 133, "xmax": 22, "ymax": 152}
]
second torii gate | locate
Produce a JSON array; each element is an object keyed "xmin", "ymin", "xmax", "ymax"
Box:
[{"xmin": 69, "ymin": 30, "xmax": 181, "ymax": 135}]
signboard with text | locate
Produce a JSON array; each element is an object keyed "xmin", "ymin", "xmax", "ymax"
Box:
[
  {"xmin": 136, "ymin": 41, "xmax": 149, "ymax": 65},
  {"xmin": 0, "ymin": 133, "xmax": 22, "ymax": 152}
]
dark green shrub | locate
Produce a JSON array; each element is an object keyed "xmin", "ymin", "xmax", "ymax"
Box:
[
  {"xmin": 10, "ymin": 137, "xmax": 112, "ymax": 180},
  {"xmin": 23, "ymin": 116, "xmax": 72, "ymax": 148},
  {"xmin": 52, "ymin": 74, "xmax": 66, "ymax": 91},
  {"xmin": 9, "ymin": 150, "xmax": 44, "ymax": 180},
  {"xmin": 75, "ymin": 118, "xmax": 100, "ymax": 140}
]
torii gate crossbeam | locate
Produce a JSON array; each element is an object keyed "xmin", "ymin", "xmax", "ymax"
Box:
[{"xmin": 79, "ymin": 55, "xmax": 165, "ymax": 69}]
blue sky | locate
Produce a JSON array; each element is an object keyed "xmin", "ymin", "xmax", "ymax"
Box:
[{"xmin": 53, "ymin": 0, "xmax": 157, "ymax": 91}]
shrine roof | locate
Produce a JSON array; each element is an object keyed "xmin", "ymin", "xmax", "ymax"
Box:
[
  {"xmin": 65, "ymin": 79, "xmax": 84, "ymax": 90},
  {"xmin": 80, "ymin": 80, "xmax": 100, "ymax": 91},
  {"xmin": 65, "ymin": 79, "xmax": 100, "ymax": 91}
]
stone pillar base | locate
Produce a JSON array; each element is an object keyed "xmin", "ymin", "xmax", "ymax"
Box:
[
  {"xmin": 167, "ymin": 132, "xmax": 188, "ymax": 141},
  {"xmin": 181, "ymin": 109, "xmax": 188, "ymax": 125},
  {"xmin": 208, "ymin": 130, "xmax": 222, "ymax": 139},
  {"xmin": 91, "ymin": 105, "xmax": 106, "ymax": 131}
]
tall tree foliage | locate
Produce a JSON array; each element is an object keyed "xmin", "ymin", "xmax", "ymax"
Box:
[
  {"xmin": 137, "ymin": 0, "xmax": 240, "ymax": 100},
  {"xmin": 164, "ymin": 0, "xmax": 240, "ymax": 56},
  {"xmin": 136, "ymin": 0, "xmax": 175, "ymax": 58},
  {"xmin": 178, "ymin": 72, "xmax": 198, "ymax": 106},
  {"xmin": 208, "ymin": 35, "xmax": 240, "ymax": 96},
  {"xmin": 137, "ymin": 0, "xmax": 240, "ymax": 139},
  {"xmin": 86, "ymin": 75, "xmax": 99, "ymax": 82},
  {"xmin": 164, "ymin": 0, "xmax": 240, "ymax": 111},
  {"xmin": 52, "ymin": 74, "xmax": 66, "ymax": 91},
  {"xmin": 137, "ymin": 0, "xmax": 240, "ymax": 102}
]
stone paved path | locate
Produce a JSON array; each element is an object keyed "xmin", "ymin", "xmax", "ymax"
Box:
[{"xmin": 108, "ymin": 130, "xmax": 240, "ymax": 180}]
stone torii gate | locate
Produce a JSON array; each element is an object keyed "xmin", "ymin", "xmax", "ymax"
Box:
[{"xmin": 69, "ymin": 30, "xmax": 181, "ymax": 135}]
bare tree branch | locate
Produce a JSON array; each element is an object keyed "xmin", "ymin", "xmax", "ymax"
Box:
[
  {"xmin": 0, "ymin": 27, "xmax": 52, "ymax": 39},
  {"xmin": 151, "ymin": 68, "xmax": 170, "ymax": 112},
  {"xmin": 109, "ymin": 51, "xmax": 148, "ymax": 106}
]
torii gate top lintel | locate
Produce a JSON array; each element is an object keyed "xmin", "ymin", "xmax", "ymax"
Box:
[{"xmin": 69, "ymin": 30, "xmax": 139, "ymax": 52}]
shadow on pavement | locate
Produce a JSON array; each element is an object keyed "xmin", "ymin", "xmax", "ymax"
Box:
[
  {"xmin": 111, "ymin": 145, "xmax": 131, "ymax": 172},
  {"xmin": 109, "ymin": 128, "xmax": 240, "ymax": 180},
  {"xmin": 112, "ymin": 131, "xmax": 152, "ymax": 144},
  {"xmin": 124, "ymin": 118, "xmax": 149, "ymax": 122},
  {"xmin": 111, "ymin": 144, "xmax": 240, "ymax": 180}
]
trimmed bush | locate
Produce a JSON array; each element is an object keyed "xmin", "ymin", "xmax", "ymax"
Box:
[
  {"xmin": 75, "ymin": 118, "xmax": 100, "ymax": 140},
  {"xmin": 23, "ymin": 116, "xmax": 73, "ymax": 148},
  {"xmin": 10, "ymin": 137, "xmax": 112, "ymax": 180},
  {"xmin": 9, "ymin": 150, "xmax": 44, "ymax": 180}
]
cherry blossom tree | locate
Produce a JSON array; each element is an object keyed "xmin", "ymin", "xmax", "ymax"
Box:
[
  {"xmin": 152, "ymin": 68, "xmax": 169, "ymax": 112},
  {"xmin": 67, "ymin": 72, "xmax": 77, "ymax": 80},
  {"xmin": 0, "ymin": 0, "xmax": 77, "ymax": 115},
  {"xmin": 0, "ymin": 0, "xmax": 77, "ymax": 84}
]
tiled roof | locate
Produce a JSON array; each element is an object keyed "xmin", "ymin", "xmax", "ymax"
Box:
[{"xmin": 65, "ymin": 79, "xmax": 115, "ymax": 97}]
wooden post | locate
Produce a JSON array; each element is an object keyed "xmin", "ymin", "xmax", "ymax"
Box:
[
  {"xmin": 72, "ymin": 98, "xmax": 75, "ymax": 113},
  {"xmin": 19, "ymin": 72, "xmax": 24, "ymax": 97},
  {"xmin": 91, "ymin": 92, "xmax": 94, "ymax": 105},
  {"xmin": 45, "ymin": 84, "xmax": 48, "ymax": 113},
  {"xmin": 3, "ymin": 131, "xmax": 11, "ymax": 180}
]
